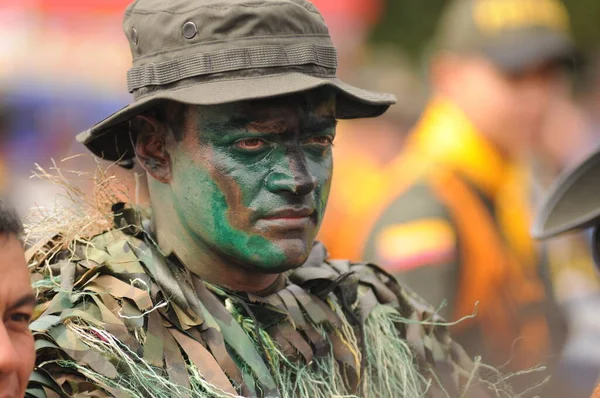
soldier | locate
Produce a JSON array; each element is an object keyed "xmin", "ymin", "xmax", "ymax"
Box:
[
  {"xmin": 0, "ymin": 201, "xmax": 35, "ymax": 398},
  {"xmin": 363, "ymin": 0, "xmax": 576, "ymax": 379},
  {"xmin": 24, "ymin": 0, "xmax": 516, "ymax": 397},
  {"xmin": 25, "ymin": 0, "xmax": 520, "ymax": 397}
]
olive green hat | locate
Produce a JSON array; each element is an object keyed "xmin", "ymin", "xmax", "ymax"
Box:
[
  {"xmin": 77, "ymin": 0, "xmax": 396, "ymax": 161},
  {"xmin": 533, "ymin": 147, "xmax": 600, "ymax": 239},
  {"xmin": 434, "ymin": 0, "xmax": 578, "ymax": 74}
]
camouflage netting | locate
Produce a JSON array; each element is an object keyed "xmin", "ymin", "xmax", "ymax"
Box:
[{"xmin": 24, "ymin": 160, "xmax": 538, "ymax": 398}]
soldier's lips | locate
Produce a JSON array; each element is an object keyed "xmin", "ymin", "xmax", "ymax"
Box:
[{"xmin": 258, "ymin": 207, "xmax": 316, "ymax": 229}]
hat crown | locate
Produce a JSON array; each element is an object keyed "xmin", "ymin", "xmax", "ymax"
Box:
[
  {"xmin": 123, "ymin": 0, "xmax": 333, "ymax": 66},
  {"xmin": 76, "ymin": 0, "xmax": 395, "ymax": 162}
]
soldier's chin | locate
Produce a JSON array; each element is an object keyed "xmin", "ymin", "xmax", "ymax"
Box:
[{"xmin": 259, "ymin": 238, "xmax": 313, "ymax": 274}]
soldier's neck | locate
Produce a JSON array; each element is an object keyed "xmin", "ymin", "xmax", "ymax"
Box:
[{"xmin": 150, "ymin": 192, "xmax": 281, "ymax": 294}]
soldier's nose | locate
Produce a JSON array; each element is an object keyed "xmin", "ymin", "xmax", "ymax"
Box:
[
  {"xmin": 0, "ymin": 324, "xmax": 20, "ymax": 373},
  {"xmin": 266, "ymin": 170, "xmax": 318, "ymax": 195},
  {"xmin": 266, "ymin": 150, "xmax": 317, "ymax": 195}
]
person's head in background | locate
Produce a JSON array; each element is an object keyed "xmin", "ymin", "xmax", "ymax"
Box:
[
  {"xmin": 0, "ymin": 201, "xmax": 34, "ymax": 398},
  {"xmin": 429, "ymin": 0, "xmax": 578, "ymax": 159}
]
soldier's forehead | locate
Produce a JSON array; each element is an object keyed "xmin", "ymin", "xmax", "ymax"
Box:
[{"xmin": 194, "ymin": 90, "xmax": 336, "ymax": 125}]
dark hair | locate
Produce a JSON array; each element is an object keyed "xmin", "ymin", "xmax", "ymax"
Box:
[
  {"xmin": 0, "ymin": 200, "xmax": 23, "ymax": 239},
  {"xmin": 131, "ymin": 100, "xmax": 188, "ymax": 142}
]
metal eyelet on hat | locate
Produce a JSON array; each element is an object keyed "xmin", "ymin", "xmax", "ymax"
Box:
[
  {"xmin": 132, "ymin": 28, "xmax": 139, "ymax": 46},
  {"xmin": 182, "ymin": 21, "xmax": 198, "ymax": 39}
]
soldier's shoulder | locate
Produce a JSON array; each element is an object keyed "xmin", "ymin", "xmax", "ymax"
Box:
[
  {"xmin": 304, "ymin": 253, "xmax": 494, "ymax": 390},
  {"xmin": 300, "ymin": 244, "xmax": 442, "ymax": 318},
  {"xmin": 295, "ymin": 249, "xmax": 463, "ymax": 359},
  {"xmin": 297, "ymin": 254, "xmax": 508, "ymax": 396},
  {"xmin": 27, "ymin": 219, "xmax": 250, "ymax": 397},
  {"xmin": 27, "ymin": 227, "xmax": 160, "ymax": 396}
]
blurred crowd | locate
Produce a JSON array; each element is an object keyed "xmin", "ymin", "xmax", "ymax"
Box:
[{"xmin": 2, "ymin": 0, "xmax": 600, "ymax": 396}]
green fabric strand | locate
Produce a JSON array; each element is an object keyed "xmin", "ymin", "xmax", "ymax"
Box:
[
  {"xmin": 362, "ymin": 305, "xmax": 430, "ymax": 398},
  {"xmin": 231, "ymin": 301, "xmax": 358, "ymax": 398},
  {"xmin": 256, "ymin": 326, "xmax": 356, "ymax": 398},
  {"xmin": 64, "ymin": 322, "xmax": 240, "ymax": 398},
  {"xmin": 364, "ymin": 305, "xmax": 545, "ymax": 398}
]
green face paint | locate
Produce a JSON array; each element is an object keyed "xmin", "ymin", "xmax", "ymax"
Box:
[{"xmin": 168, "ymin": 89, "xmax": 336, "ymax": 272}]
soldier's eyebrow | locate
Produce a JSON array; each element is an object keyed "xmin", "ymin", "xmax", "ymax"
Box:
[
  {"xmin": 242, "ymin": 116, "xmax": 337, "ymax": 135},
  {"xmin": 200, "ymin": 116, "xmax": 250, "ymax": 133},
  {"xmin": 246, "ymin": 119, "xmax": 288, "ymax": 134},
  {"xmin": 200, "ymin": 115, "xmax": 337, "ymax": 135},
  {"xmin": 7, "ymin": 294, "xmax": 36, "ymax": 312}
]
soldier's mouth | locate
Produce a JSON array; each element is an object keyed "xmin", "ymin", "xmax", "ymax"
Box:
[
  {"xmin": 259, "ymin": 207, "xmax": 317, "ymax": 229},
  {"xmin": 263, "ymin": 207, "xmax": 314, "ymax": 219}
]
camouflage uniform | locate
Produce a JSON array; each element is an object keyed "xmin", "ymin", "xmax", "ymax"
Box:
[{"xmin": 26, "ymin": 207, "xmax": 495, "ymax": 397}]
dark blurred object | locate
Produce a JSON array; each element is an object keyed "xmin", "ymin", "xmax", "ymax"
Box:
[{"xmin": 533, "ymin": 95, "xmax": 600, "ymax": 398}]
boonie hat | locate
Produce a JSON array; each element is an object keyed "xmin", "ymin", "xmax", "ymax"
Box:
[
  {"xmin": 77, "ymin": 0, "xmax": 396, "ymax": 161},
  {"xmin": 433, "ymin": 0, "xmax": 579, "ymax": 74},
  {"xmin": 533, "ymin": 147, "xmax": 600, "ymax": 239}
]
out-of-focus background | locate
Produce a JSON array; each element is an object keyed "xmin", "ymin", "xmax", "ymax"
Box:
[{"xmin": 3, "ymin": 0, "xmax": 600, "ymax": 396}]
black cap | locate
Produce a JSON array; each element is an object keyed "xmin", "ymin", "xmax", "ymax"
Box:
[{"xmin": 433, "ymin": 0, "xmax": 579, "ymax": 73}]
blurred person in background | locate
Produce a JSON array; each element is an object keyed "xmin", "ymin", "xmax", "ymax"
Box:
[
  {"xmin": 0, "ymin": 201, "xmax": 35, "ymax": 398},
  {"xmin": 363, "ymin": 0, "xmax": 578, "ymax": 391}
]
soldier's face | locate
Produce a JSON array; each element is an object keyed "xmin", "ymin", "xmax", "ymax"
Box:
[
  {"xmin": 168, "ymin": 89, "xmax": 336, "ymax": 272},
  {"xmin": 0, "ymin": 234, "xmax": 35, "ymax": 398}
]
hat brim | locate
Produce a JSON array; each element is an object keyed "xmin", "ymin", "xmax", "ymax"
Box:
[
  {"xmin": 533, "ymin": 146, "xmax": 600, "ymax": 239},
  {"xmin": 77, "ymin": 72, "xmax": 396, "ymax": 161},
  {"xmin": 484, "ymin": 29, "xmax": 580, "ymax": 74}
]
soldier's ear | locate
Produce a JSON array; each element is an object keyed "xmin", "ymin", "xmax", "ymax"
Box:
[{"xmin": 132, "ymin": 114, "xmax": 173, "ymax": 184}]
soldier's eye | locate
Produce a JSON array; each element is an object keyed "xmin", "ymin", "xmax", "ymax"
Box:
[
  {"xmin": 10, "ymin": 313, "xmax": 31, "ymax": 324},
  {"xmin": 6, "ymin": 312, "xmax": 32, "ymax": 332},
  {"xmin": 304, "ymin": 135, "xmax": 334, "ymax": 146},
  {"xmin": 234, "ymin": 138, "xmax": 267, "ymax": 151}
]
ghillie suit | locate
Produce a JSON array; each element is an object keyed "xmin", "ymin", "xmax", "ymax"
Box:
[{"xmin": 22, "ymin": 164, "xmax": 541, "ymax": 398}]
